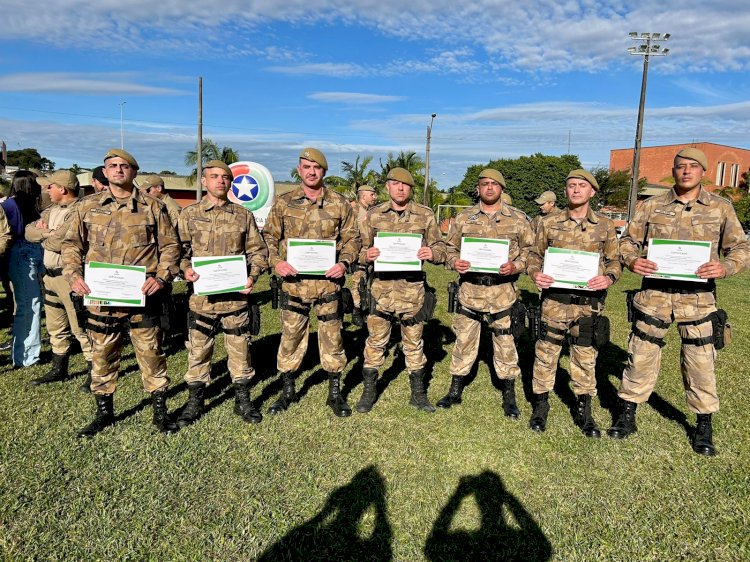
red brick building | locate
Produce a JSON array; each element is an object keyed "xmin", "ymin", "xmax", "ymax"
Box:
[{"xmin": 610, "ymin": 142, "xmax": 750, "ymax": 191}]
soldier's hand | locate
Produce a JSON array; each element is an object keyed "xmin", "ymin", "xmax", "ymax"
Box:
[
  {"xmin": 325, "ymin": 262, "xmax": 346, "ymax": 279},
  {"xmin": 71, "ymin": 277, "xmax": 91, "ymax": 296},
  {"xmin": 696, "ymin": 260, "xmax": 726, "ymax": 279},
  {"xmin": 587, "ymin": 275, "xmax": 612, "ymax": 291},
  {"xmin": 239, "ymin": 277, "xmax": 254, "ymax": 295},
  {"xmin": 275, "ymin": 261, "xmax": 298, "ymax": 277},
  {"xmin": 35, "ymin": 220, "xmax": 48, "ymax": 229},
  {"xmin": 184, "ymin": 267, "xmax": 200, "ymax": 282},
  {"xmin": 417, "ymin": 246, "xmax": 433, "ymax": 261},
  {"xmin": 630, "ymin": 257, "xmax": 657, "ymax": 276},
  {"xmin": 454, "ymin": 259, "xmax": 471, "ymax": 274},
  {"xmin": 366, "ymin": 247, "xmax": 381, "ymax": 262},
  {"xmin": 499, "ymin": 261, "xmax": 517, "ymax": 276},
  {"xmin": 532, "ymin": 272, "xmax": 555, "ymax": 290},
  {"xmin": 142, "ymin": 277, "xmax": 164, "ymax": 296}
]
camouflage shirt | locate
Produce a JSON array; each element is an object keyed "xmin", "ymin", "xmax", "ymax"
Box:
[
  {"xmin": 446, "ymin": 202, "xmax": 534, "ymax": 312},
  {"xmin": 263, "ymin": 186, "xmax": 360, "ymax": 269},
  {"xmin": 0, "ymin": 206, "xmax": 10, "ymax": 257},
  {"xmin": 531, "ymin": 206, "xmax": 562, "ymax": 232},
  {"xmin": 25, "ymin": 200, "xmax": 82, "ymax": 270},
  {"xmin": 160, "ymin": 193, "xmax": 182, "ymax": 229},
  {"xmin": 179, "ymin": 198, "xmax": 268, "ymax": 313},
  {"xmin": 619, "ymin": 186, "xmax": 749, "ymax": 277},
  {"xmin": 527, "ymin": 207, "xmax": 621, "ymax": 282},
  {"xmin": 62, "ymin": 188, "xmax": 180, "ymax": 284}
]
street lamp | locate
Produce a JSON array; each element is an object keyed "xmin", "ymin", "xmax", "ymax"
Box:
[
  {"xmin": 626, "ymin": 32, "xmax": 670, "ymax": 222},
  {"xmin": 424, "ymin": 113, "xmax": 436, "ymax": 207},
  {"xmin": 119, "ymin": 101, "xmax": 127, "ymax": 149}
]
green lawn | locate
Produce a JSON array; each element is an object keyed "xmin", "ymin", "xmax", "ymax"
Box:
[{"xmin": 1, "ymin": 266, "xmax": 748, "ymax": 561}]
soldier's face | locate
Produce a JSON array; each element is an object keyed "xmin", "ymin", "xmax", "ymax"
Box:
[
  {"xmin": 477, "ymin": 179, "xmax": 502, "ymax": 206},
  {"xmin": 360, "ymin": 191, "xmax": 377, "ymax": 207},
  {"xmin": 104, "ymin": 157, "xmax": 137, "ymax": 188},
  {"xmin": 565, "ymin": 179, "xmax": 594, "ymax": 207},
  {"xmin": 150, "ymin": 185, "xmax": 165, "ymax": 199},
  {"xmin": 92, "ymin": 179, "xmax": 107, "ymax": 193},
  {"xmin": 673, "ymin": 157, "xmax": 705, "ymax": 190},
  {"xmin": 297, "ymin": 159, "xmax": 325, "ymax": 189},
  {"xmin": 387, "ymin": 180, "xmax": 412, "ymax": 206},
  {"xmin": 46, "ymin": 183, "xmax": 64, "ymax": 203},
  {"xmin": 201, "ymin": 168, "xmax": 232, "ymax": 200},
  {"xmin": 540, "ymin": 200, "xmax": 554, "ymax": 214}
]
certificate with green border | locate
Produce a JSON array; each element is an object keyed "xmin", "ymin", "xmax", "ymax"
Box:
[
  {"xmin": 460, "ymin": 237, "xmax": 510, "ymax": 273},
  {"xmin": 192, "ymin": 255, "xmax": 248, "ymax": 295},
  {"xmin": 646, "ymin": 238, "xmax": 711, "ymax": 282},
  {"xmin": 287, "ymin": 239, "xmax": 336, "ymax": 275},
  {"xmin": 374, "ymin": 232, "xmax": 423, "ymax": 272},
  {"xmin": 84, "ymin": 261, "xmax": 146, "ymax": 307},
  {"xmin": 542, "ymin": 247, "xmax": 599, "ymax": 291}
]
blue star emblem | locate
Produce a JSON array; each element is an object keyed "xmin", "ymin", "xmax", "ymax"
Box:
[{"xmin": 232, "ymin": 175, "xmax": 259, "ymax": 202}]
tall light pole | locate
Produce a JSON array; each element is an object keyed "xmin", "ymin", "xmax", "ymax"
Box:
[
  {"xmin": 119, "ymin": 101, "xmax": 127, "ymax": 149},
  {"xmin": 424, "ymin": 113, "xmax": 436, "ymax": 207},
  {"xmin": 626, "ymin": 32, "xmax": 670, "ymax": 222}
]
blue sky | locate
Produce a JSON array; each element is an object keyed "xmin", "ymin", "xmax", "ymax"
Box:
[{"xmin": 2, "ymin": 0, "xmax": 749, "ymax": 189}]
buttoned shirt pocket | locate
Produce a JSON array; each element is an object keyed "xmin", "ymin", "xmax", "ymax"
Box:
[
  {"xmin": 84, "ymin": 213, "xmax": 110, "ymax": 247},
  {"xmin": 124, "ymin": 219, "xmax": 155, "ymax": 248},
  {"xmin": 188, "ymin": 217, "xmax": 212, "ymax": 253},
  {"xmin": 646, "ymin": 213, "xmax": 674, "ymax": 240},
  {"xmin": 691, "ymin": 215, "xmax": 721, "ymax": 243},
  {"xmin": 283, "ymin": 205, "xmax": 308, "ymax": 239},
  {"xmin": 320, "ymin": 217, "xmax": 339, "ymax": 240}
]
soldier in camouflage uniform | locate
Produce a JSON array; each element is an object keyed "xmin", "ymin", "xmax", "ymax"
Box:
[
  {"xmin": 63, "ymin": 149, "xmax": 181, "ymax": 437},
  {"xmin": 527, "ymin": 169, "xmax": 620, "ymax": 437},
  {"xmin": 0, "ymin": 207, "xmax": 10, "ymax": 257},
  {"xmin": 138, "ymin": 174, "xmax": 182, "ymax": 228},
  {"xmin": 438, "ymin": 169, "xmax": 534, "ymax": 418},
  {"xmin": 26, "ymin": 170, "xmax": 93, "ymax": 386},
  {"xmin": 531, "ymin": 191, "xmax": 561, "ymax": 232},
  {"xmin": 176, "ymin": 160, "xmax": 268, "ymax": 427},
  {"xmin": 350, "ymin": 184, "xmax": 377, "ymax": 327},
  {"xmin": 355, "ymin": 167, "xmax": 446, "ymax": 414},
  {"xmin": 608, "ymin": 148, "xmax": 749, "ymax": 456},
  {"xmin": 263, "ymin": 148, "xmax": 360, "ymax": 417}
]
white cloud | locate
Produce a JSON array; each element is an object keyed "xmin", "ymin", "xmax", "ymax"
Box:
[
  {"xmin": 0, "ymin": 73, "xmax": 188, "ymax": 96},
  {"xmin": 308, "ymin": 92, "xmax": 405, "ymax": 104}
]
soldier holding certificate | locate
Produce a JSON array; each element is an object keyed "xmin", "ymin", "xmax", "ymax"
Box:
[
  {"xmin": 355, "ymin": 167, "xmax": 446, "ymax": 414},
  {"xmin": 176, "ymin": 160, "xmax": 268, "ymax": 427},
  {"xmin": 609, "ymin": 148, "xmax": 749, "ymax": 456},
  {"xmin": 263, "ymin": 148, "xmax": 360, "ymax": 417},
  {"xmin": 439, "ymin": 168, "xmax": 534, "ymax": 418},
  {"xmin": 526, "ymin": 169, "xmax": 620, "ymax": 437}
]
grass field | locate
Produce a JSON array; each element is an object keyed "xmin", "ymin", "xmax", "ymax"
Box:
[{"xmin": 1, "ymin": 266, "xmax": 749, "ymax": 561}]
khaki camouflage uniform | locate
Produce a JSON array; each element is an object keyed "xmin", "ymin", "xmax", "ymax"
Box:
[
  {"xmin": 263, "ymin": 187, "xmax": 360, "ymax": 374},
  {"xmin": 618, "ymin": 186, "xmax": 749, "ymax": 413},
  {"xmin": 350, "ymin": 199, "xmax": 370, "ymax": 310},
  {"xmin": 530, "ymin": 206, "xmax": 561, "ymax": 232},
  {"xmin": 179, "ymin": 198, "xmax": 267, "ymax": 385},
  {"xmin": 26, "ymin": 200, "xmax": 93, "ymax": 361},
  {"xmin": 161, "ymin": 193, "xmax": 182, "ymax": 229},
  {"xmin": 446, "ymin": 202, "xmax": 534, "ymax": 379},
  {"xmin": 360, "ymin": 201, "xmax": 446, "ymax": 372},
  {"xmin": 62, "ymin": 189, "xmax": 179, "ymax": 395},
  {"xmin": 527, "ymin": 208, "xmax": 621, "ymax": 396},
  {"xmin": 0, "ymin": 207, "xmax": 11, "ymax": 257}
]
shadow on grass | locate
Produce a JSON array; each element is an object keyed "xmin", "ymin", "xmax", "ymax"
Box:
[
  {"xmin": 424, "ymin": 471, "xmax": 552, "ymax": 562},
  {"xmin": 257, "ymin": 465, "xmax": 392, "ymax": 562}
]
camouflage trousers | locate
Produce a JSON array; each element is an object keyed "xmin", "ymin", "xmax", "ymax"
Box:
[
  {"xmin": 449, "ymin": 308, "xmax": 520, "ymax": 379},
  {"xmin": 87, "ymin": 309, "xmax": 169, "ymax": 395},
  {"xmin": 619, "ymin": 289, "xmax": 718, "ymax": 413},
  {"xmin": 532, "ymin": 299, "xmax": 600, "ymax": 396},
  {"xmin": 350, "ymin": 269, "xmax": 366, "ymax": 310},
  {"xmin": 43, "ymin": 273, "xmax": 92, "ymax": 360},
  {"xmin": 185, "ymin": 309, "xmax": 254, "ymax": 385},
  {"xmin": 278, "ymin": 279, "xmax": 345, "ymax": 374}
]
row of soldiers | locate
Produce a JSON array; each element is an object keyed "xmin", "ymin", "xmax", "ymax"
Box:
[{"xmin": 28, "ymin": 146, "xmax": 747, "ymax": 457}]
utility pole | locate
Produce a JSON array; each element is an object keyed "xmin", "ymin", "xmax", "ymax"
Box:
[
  {"xmin": 424, "ymin": 113, "xmax": 436, "ymax": 207},
  {"xmin": 197, "ymin": 77, "xmax": 203, "ymax": 202},
  {"xmin": 626, "ymin": 32, "xmax": 670, "ymax": 222}
]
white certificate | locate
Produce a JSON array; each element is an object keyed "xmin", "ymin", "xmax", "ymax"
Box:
[
  {"xmin": 460, "ymin": 237, "xmax": 510, "ymax": 273},
  {"xmin": 646, "ymin": 238, "xmax": 711, "ymax": 283},
  {"xmin": 84, "ymin": 261, "xmax": 146, "ymax": 307},
  {"xmin": 374, "ymin": 232, "xmax": 423, "ymax": 272},
  {"xmin": 192, "ymin": 255, "xmax": 248, "ymax": 296},
  {"xmin": 287, "ymin": 239, "xmax": 336, "ymax": 275},
  {"xmin": 542, "ymin": 247, "xmax": 600, "ymax": 291}
]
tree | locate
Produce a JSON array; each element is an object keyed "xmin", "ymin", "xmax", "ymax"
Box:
[
  {"xmin": 184, "ymin": 139, "xmax": 239, "ymax": 185},
  {"xmin": 592, "ymin": 167, "xmax": 634, "ymax": 209},
  {"xmin": 6, "ymin": 148, "xmax": 55, "ymax": 172},
  {"xmin": 377, "ymin": 150, "xmax": 440, "ymax": 209},
  {"xmin": 159, "ymin": 170, "xmax": 177, "ymax": 176},
  {"xmin": 69, "ymin": 163, "xmax": 83, "ymax": 175},
  {"xmin": 341, "ymin": 155, "xmax": 377, "ymax": 190}
]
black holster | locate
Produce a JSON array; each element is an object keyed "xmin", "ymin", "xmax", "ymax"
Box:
[
  {"xmin": 626, "ymin": 290, "xmax": 637, "ymax": 323},
  {"xmin": 340, "ymin": 288, "xmax": 354, "ymax": 315},
  {"xmin": 270, "ymin": 275, "xmax": 280, "ymax": 309},
  {"xmin": 510, "ymin": 300, "xmax": 527, "ymax": 339},
  {"xmin": 527, "ymin": 304, "xmax": 541, "ymax": 341},
  {"xmin": 71, "ymin": 292, "xmax": 87, "ymax": 329},
  {"xmin": 250, "ymin": 303, "xmax": 261, "ymax": 336},
  {"xmin": 447, "ymin": 281, "xmax": 459, "ymax": 313},
  {"xmin": 712, "ymin": 309, "xmax": 731, "ymax": 350}
]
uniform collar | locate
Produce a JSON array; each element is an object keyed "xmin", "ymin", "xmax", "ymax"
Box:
[
  {"xmin": 290, "ymin": 186, "xmax": 328, "ymax": 208},
  {"xmin": 99, "ymin": 187, "xmax": 143, "ymax": 211},
  {"xmin": 200, "ymin": 196, "xmax": 234, "ymax": 212},
  {"xmin": 560, "ymin": 206, "xmax": 598, "ymax": 224},
  {"xmin": 668, "ymin": 185, "xmax": 712, "ymax": 206}
]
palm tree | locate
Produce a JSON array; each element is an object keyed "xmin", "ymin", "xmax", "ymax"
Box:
[
  {"xmin": 378, "ymin": 150, "xmax": 432, "ymax": 204},
  {"xmin": 184, "ymin": 138, "xmax": 240, "ymax": 185},
  {"xmin": 341, "ymin": 155, "xmax": 377, "ymax": 190}
]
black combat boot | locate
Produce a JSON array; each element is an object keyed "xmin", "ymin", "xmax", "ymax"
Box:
[
  {"xmin": 151, "ymin": 390, "xmax": 179, "ymax": 434},
  {"xmin": 409, "ymin": 369, "xmax": 436, "ymax": 413},
  {"xmin": 356, "ymin": 368, "xmax": 379, "ymax": 413},
  {"xmin": 234, "ymin": 380, "xmax": 262, "ymax": 424},
  {"xmin": 31, "ymin": 353, "xmax": 69, "ymax": 385},
  {"xmin": 267, "ymin": 372, "xmax": 297, "ymax": 414},
  {"xmin": 77, "ymin": 394, "xmax": 114, "ymax": 438},
  {"xmin": 326, "ymin": 372, "xmax": 352, "ymax": 417},
  {"xmin": 177, "ymin": 382, "xmax": 206, "ymax": 427},
  {"xmin": 79, "ymin": 361, "xmax": 92, "ymax": 393},
  {"xmin": 529, "ymin": 392, "xmax": 550, "ymax": 432},
  {"xmin": 500, "ymin": 378, "xmax": 521, "ymax": 420},
  {"xmin": 607, "ymin": 399, "xmax": 638, "ymax": 439},
  {"xmin": 692, "ymin": 413, "xmax": 716, "ymax": 456},
  {"xmin": 574, "ymin": 394, "xmax": 601, "ymax": 438},
  {"xmin": 436, "ymin": 375, "xmax": 464, "ymax": 409}
]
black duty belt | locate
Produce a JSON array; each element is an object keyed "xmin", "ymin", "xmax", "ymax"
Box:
[
  {"xmin": 460, "ymin": 273, "xmax": 518, "ymax": 286},
  {"xmin": 45, "ymin": 267, "xmax": 64, "ymax": 277},
  {"xmin": 373, "ymin": 272, "xmax": 425, "ymax": 282},
  {"xmin": 543, "ymin": 289, "xmax": 606, "ymax": 306},
  {"xmin": 641, "ymin": 278, "xmax": 715, "ymax": 294}
]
